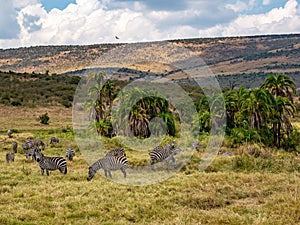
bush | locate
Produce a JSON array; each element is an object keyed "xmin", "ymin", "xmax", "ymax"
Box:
[{"xmin": 39, "ymin": 113, "xmax": 50, "ymax": 125}]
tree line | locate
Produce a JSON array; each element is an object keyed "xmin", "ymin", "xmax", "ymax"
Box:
[{"xmin": 85, "ymin": 72, "xmax": 299, "ymax": 152}]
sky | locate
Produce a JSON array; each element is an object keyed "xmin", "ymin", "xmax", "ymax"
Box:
[{"xmin": 0, "ymin": 0, "xmax": 300, "ymax": 49}]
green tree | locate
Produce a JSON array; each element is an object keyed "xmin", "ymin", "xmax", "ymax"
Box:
[{"xmin": 261, "ymin": 74, "xmax": 297, "ymax": 147}]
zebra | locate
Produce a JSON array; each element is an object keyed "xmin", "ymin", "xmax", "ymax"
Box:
[
  {"xmin": 22, "ymin": 139, "xmax": 45, "ymax": 152},
  {"xmin": 87, "ymin": 155, "xmax": 128, "ymax": 181},
  {"xmin": 6, "ymin": 152, "xmax": 15, "ymax": 162},
  {"xmin": 22, "ymin": 140, "xmax": 35, "ymax": 152},
  {"xmin": 7, "ymin": 130, "xmax": 13, "ymax": 138},
  {"xmin": 33, "ymin": 149, "xmax": 67, "ymax": 176},
  {"xmin": 153, "ymin": 139, "xmax": 176, "ymax": 154},
  {"xmin": 50, "ymin": 136, "xmax": 60, "ymax": 144},
  {"xmin": 149, "ymin": 146, "xmax": 181, "ymax": 172},
  {"xmin": 105, "ymin": 148, "xmax": 126, "ymax": 157},
  {"xmin": 12, "ymin": 141, "xmax": 18, "ymax": 153},
  {"xmin": 26, "ymin": 147, "xmax": 39, "ymax": 160},
  {"xmin": 66, "ymin": 148, "xmax": 75, "ymax": 161}
]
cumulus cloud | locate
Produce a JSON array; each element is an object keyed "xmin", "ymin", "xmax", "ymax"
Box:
[
  {"xmin": 220, "ymin": 0, "xmax": 300, "ymax": 36},
  {"xmin": 0, "ymin": 0, "xmax": 299, "ymax": 48}
]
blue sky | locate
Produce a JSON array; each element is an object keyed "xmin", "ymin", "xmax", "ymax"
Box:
[
  {"xmin": 40, "ymin": 0, "xmax": 76, "ymax": 12},
  {"xmin": 0, "ymin": 0, "xmax": 299, "ymax": 48}
]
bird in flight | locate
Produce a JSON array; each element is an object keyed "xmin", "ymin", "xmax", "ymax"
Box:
[{"xmin": 115, "ymin": 36, "xmax": 119, "ymax": 39}]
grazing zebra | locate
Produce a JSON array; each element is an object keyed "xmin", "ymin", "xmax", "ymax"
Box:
[
  {"xmin": 50, "ymin": 136, "xmax": 60, "ymax": 144},
  {"xmin": 87, "ymin": 155, "xmax": 128, "ymax": 181},
  {"xmin": 149, "ymin": 146, "xmax": 181, "ymax": 171},
  {"xmin": 7, "ymin": 130, "xmax": 13, "ymax": 138},
  {"xmin": 25, "ymin": 148, "xmax": 39, "ymax": 160},
  {"xmin": 33, "ymin": 149, "xmax": 67, "ymax": 176},
  {"xmin": 66, "ymin": 148, "xmax": 75, "ymax": 161},
  {"xmin": 6, "ymin": 152, "xmax": 15, "ymax": 162},
  {"xmin": 22, "ymin": 139, "xmax": 45, "ymax": 152},
  {"xmin": 12, "ymin": 141, "xmax": 18, "ymax": 153},
  {"xmin": 22, "ymin": 140, "xmax": 34, "ymax": 152},
  {"xmin": 105, "ymin": 148, "xmax": 126, "ymax": 157}
]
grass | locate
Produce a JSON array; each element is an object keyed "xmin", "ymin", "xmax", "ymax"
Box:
[{"xmin": 0, "ymin": 106, "xmax": 300, "ymax": 224}]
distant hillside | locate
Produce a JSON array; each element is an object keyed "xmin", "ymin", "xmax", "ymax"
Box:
[{"xmin": 1, "ymin": 34, "xmax": 300, "ymax": 89}]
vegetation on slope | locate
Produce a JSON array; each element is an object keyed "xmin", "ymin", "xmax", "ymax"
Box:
[{"xmin": 0, "ymin": 71, "xmax": 80, "ymax": 107}]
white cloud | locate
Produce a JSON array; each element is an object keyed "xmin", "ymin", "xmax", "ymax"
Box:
[
  {"xmin": 226, "ymin": 1, "xmax": 249, "ymax": 12},
  {"xmin": 0, "ymin": 0, "xmax": 300, "ymax": 49},
  {"xmin": 200, "ymin": 0, "xmax": 300, "ymax": 37}
]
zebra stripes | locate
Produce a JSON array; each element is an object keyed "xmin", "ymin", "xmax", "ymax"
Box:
[
  {"xmin": 33, "ymin": 149, "xmax": 67, "ymax": 176},
  {"xmin": 87, "ymin": 155, "xmax": 128, "ymax": 181},
  {"xmin": 153, "ymin": 139, "xmax": 176, "ymax": 152},
  {"xmin": 26, "ymin": 148, "xmax": 39, "ymax": 160},
  {"xmin": 149, "ymin": 140, "xmax": 181, "ymax": 171},
  {"xmin": 105, "ymin": 148, "xmax": 126, "ymax": 157},
  {"xmin": 66, "ymin": 148, "xmax": 75, "ymax": 161},
  {"xmin": 6, "ymin": 152, "xmax": 15, "ymax": 162}
]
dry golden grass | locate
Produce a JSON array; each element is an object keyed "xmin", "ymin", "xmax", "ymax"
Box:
[{"xmin": 0, "ymin": 106, "xmax": 299, "ymax": 224}]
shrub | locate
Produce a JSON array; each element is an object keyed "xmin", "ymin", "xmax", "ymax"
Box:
[{"xmin": 39, "ymin": 113, "xmax": 50, "ymax": 125}]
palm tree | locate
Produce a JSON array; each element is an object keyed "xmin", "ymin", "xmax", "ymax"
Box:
[
  {"xmin": 84, "ymin": 71, "xmax": 117, "ymax": 137},
  {"xmin": 262, "ymin": 74, "xmax": 297, "ymax": 147},
  {"xmin": 241, "ymin": 88, "xmax": 275, "ymax": 130},
  {"xmin": 272, "ymin": 96, "xmax": 296, "ymax": 147},
  {"xmin": 262, "ymin": 73, "xmax": 296, "ymax": 100},
  {"xmin": 116, "ymin": 88, "xmax": 175, "ymax": 138},
  {"xmin": 85, "ymin": 71, "xmax": 106, "ymax": 122}
]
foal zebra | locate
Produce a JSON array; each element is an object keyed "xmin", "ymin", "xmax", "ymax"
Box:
[
  {"xmin": 87, "ymin": 155, "xmax": 128, "ymax": 181},
  {"xmin": 66, "ymin": 148, "xmax": 75, "ymax": 161},
  {"xmin": 105, "ymin": 148, "xmax": 126, "ymax": 157},
  {"xmin": 33, "ymin": 149, "xmax": 67, "ymax": 176},
  {"xmin": 149, "ymin": 146, "xmax": 181, "ymax": 171}
]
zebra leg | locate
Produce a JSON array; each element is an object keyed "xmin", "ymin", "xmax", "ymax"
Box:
[
  {"xmin": 46, "ymin": 169, "xmax": 50, "ymax": 176},
  {"xmin": 165, "ymin": 159, "xmax": 170, "ymax": 172},
  {"xmin": 150, "ymin": 160, "xmax": 156, "ymax": 171},
  {"xmin": 171, "ymin": 156, "xmax": 177, "ymax": 169},
  {"xmin": 120, "ymin": 167, "xmax": 126, "ymax": 178},
  {"xmin": 41, "ymin": 168, "xmax": 45, "ymax": 175},
  {"xmin": 104, "ymin": 170, "xmax": 108, "ymax": 177},
  {"xmin": 107, "ymin": 170, "xmax": 112, "ymax": 178}
]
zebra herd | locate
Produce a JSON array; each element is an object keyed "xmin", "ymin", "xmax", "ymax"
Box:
[
  {"xmin": 5, "ymin": 132, "xmax": 73, "ymax": 176},
  {"xmin": 5, "ymin": 128, "xmax": 183, "ymax": 180}
]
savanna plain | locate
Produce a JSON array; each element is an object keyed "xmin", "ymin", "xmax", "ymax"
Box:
[{"xmin": 0, "ymin": 105, "xmax": 299, "ymax": 225}]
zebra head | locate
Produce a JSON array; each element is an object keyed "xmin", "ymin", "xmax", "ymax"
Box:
[
  {"xmin": 170, "ymin": 139, "xmax": 176, "ymax": 148},
  {"xmin": 33, "ymin": 149, "xmax": 43, "ymax": 162},
  {"xmin": 87, "ymin": 167, "xmax": 97, "ymax": 181}
]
